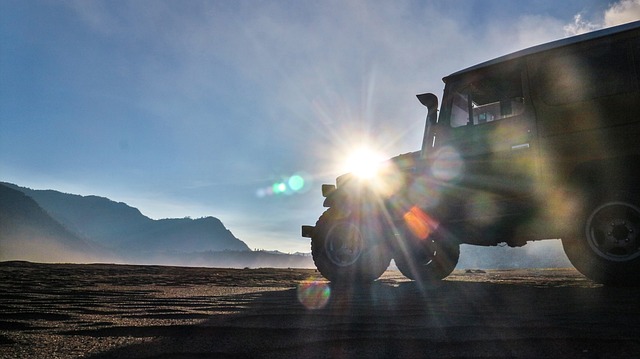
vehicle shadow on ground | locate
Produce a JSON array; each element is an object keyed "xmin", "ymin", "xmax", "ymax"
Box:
[{"xmin": 81, "ymin": 278, "xmax": 640, "ymax": 359}]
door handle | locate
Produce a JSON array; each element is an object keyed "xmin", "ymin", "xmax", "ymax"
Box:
[{"xmin": 511, "ymin": 143, "xmax": 530, "ymax": 150}]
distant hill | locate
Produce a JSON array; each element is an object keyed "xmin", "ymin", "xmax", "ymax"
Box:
[
  {"xmin": 124, "ymin": 217, "xmax": 250, "ymax": 253},
  {"xmin": 0, "ymin": 184, "xmax": 111, "ymax": 262},
  {"xmin": 1, "ymin": 182, "xmax": 250, "ymax": 263}
]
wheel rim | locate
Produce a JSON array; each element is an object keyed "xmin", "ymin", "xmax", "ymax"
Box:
[
  {"xmin": 325, "ymin": 222, "xmax": 364, "ymax": 267},
  {"xmin": 413, "ymin": 239, "xmax": 437, "ymax": 267},
  {"xmin": 586, "ymin": 201, "xmax": 640, "ymax": 262}
]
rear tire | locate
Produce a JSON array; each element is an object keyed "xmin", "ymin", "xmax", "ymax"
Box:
[
  {"xmin": 311, "ymin": 209, "xmax": 392, "ymax": 283},
  {"xmin": 562, "ymin": 191, "xmax": 640, "ymax": 286}
]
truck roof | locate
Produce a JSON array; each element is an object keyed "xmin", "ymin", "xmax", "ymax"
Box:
[{"xmin": 443, "ymin": 20, "xmax": 640, "ymax": 83}]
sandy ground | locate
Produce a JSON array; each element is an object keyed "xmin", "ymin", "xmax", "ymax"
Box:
[{"xmin": 1, "ymin": 261, "xmax": 639, "ymax": 358}]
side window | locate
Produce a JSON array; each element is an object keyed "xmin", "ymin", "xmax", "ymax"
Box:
[
  {"xmin": 472, "ymin": 97, "xmax": 524, "ymax": 125},
  {"xmin": 447, "ymin": 67, "xmax": 525, "ymax": 128},
  {"xmin": 532, "ymin": 40, "xmax": 636, "ymax": 105}
]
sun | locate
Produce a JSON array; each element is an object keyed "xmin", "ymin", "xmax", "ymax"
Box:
[{"xmin": 343, "ymin": 147, "xmax": 386, "ymax": 178}]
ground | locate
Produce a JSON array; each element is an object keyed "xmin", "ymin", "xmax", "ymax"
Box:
[{"xmin": 1, "ymin": 261, "xmax": 638, "ymax": 358}]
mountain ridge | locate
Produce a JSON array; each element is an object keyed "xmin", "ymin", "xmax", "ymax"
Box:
[
  {"xmin": 0, "ymin": 184, "xmax": 113, "ymax": 262},
  {"xmin": 1, "ymin": 182, "xmax": 251, "ymax": 262}
]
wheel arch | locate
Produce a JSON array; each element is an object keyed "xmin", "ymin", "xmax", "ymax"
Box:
[{"xmin": 561, "ymin": 156, "xmax": 640, "ymax": 285}]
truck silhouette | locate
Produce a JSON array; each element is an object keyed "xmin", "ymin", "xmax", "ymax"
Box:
[{"xmin": 302, "ymin": 21, "xmax": 640, "ymax": 286}]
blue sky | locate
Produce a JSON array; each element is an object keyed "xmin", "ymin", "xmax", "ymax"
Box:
[{"xmin": 1, "ymin": 0, "xmax": 639, "ymax": 253}]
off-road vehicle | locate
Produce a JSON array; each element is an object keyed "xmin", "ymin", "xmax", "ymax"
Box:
[{"xmin": 302, "ymin": 21, "xmax": 640, "ymax": 285}]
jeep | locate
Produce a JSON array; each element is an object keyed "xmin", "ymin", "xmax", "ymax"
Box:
[{"xmin": 302, "ymin": 21, "xmax": 640, "ymax": 285}]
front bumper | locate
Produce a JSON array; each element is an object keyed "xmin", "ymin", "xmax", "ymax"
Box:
[{"xmin": 301, "ymin": 225, "xmax": 315, "ymax": 238}]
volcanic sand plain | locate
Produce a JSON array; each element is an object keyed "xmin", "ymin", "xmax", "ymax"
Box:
[{"xmin": 1, "ymin": 261, "xmax": 639, "ymax": 358}]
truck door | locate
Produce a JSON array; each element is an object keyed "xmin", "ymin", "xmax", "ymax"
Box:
[{"xmin": 437, "ymin": 62, "xmax": 538, "ymax": 229}]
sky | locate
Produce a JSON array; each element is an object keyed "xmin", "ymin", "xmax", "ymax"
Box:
[{"xmin": 1, "ymin": 0, "xmax": 639, "ymax": 253}]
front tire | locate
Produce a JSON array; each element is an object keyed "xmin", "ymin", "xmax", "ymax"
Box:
[
  {"xmin": 311, "ymin": 209, "xmax": 392, "ymax": 283},
  {"xmin": 562, "ymin": 192, "xmax": 640, "ymax": 286},
  {"xmin": 394, "ymin": 231, "xmax": 460, "ymax": 284}
]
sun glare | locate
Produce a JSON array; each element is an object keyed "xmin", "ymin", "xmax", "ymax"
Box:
[{"xmin": 343, "ymin": 147, "xmax": 386, "ymax": 178}]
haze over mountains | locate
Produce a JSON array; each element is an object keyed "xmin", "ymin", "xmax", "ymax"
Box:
[
  {"xmin": 1, "ymin": 181, "xmax": 571, "ymax": 269},
  {"xmin": 0, "ymin": 182, "xmax": 313, "ymax": 267},
  {"xmin": 0, "ymin": 183, "xmax": 108, "ymax": 263}
]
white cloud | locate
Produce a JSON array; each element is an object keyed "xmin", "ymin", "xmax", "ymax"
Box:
[
  {"xmin": 563, "ymin": 13, "xmax": 601, "ymax": 35},
  {"xmin": 605, "ymin": 0, "xmax": 640, "ymax": 26},
  {"xmin": 565, "ymin": 0, "xmax": 640, "ymax": 35}
]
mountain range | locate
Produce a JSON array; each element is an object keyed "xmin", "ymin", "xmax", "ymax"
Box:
[{"xmin": 0, "ymin": 182, "xmax": 272, "ymax": 265}]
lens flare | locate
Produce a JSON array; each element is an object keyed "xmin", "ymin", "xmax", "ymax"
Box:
[
  {"xmin": 466, "ymin": 192, "xmax": 499, "ymax": 225},
  {"xmin": 273, "ymin": 182, "xmax": 287, "ymax": 194},
  {"xmin": 403, "ymin": 206, "xmax": 438, "ymax": 240},
  {"xmin": 297, "ymin": 279, "xmax": 331, "ymax": 310},
  {"xmin": 288, "ymin": 175, "xmax": 305, "ymax": 191},
  {"xmin": 431, "ymin": 146, "xmax": 463, "ymax": 181},
  {"xmin": 257, "ymin": 173, "xmax": 311, "ymax": 198}
]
